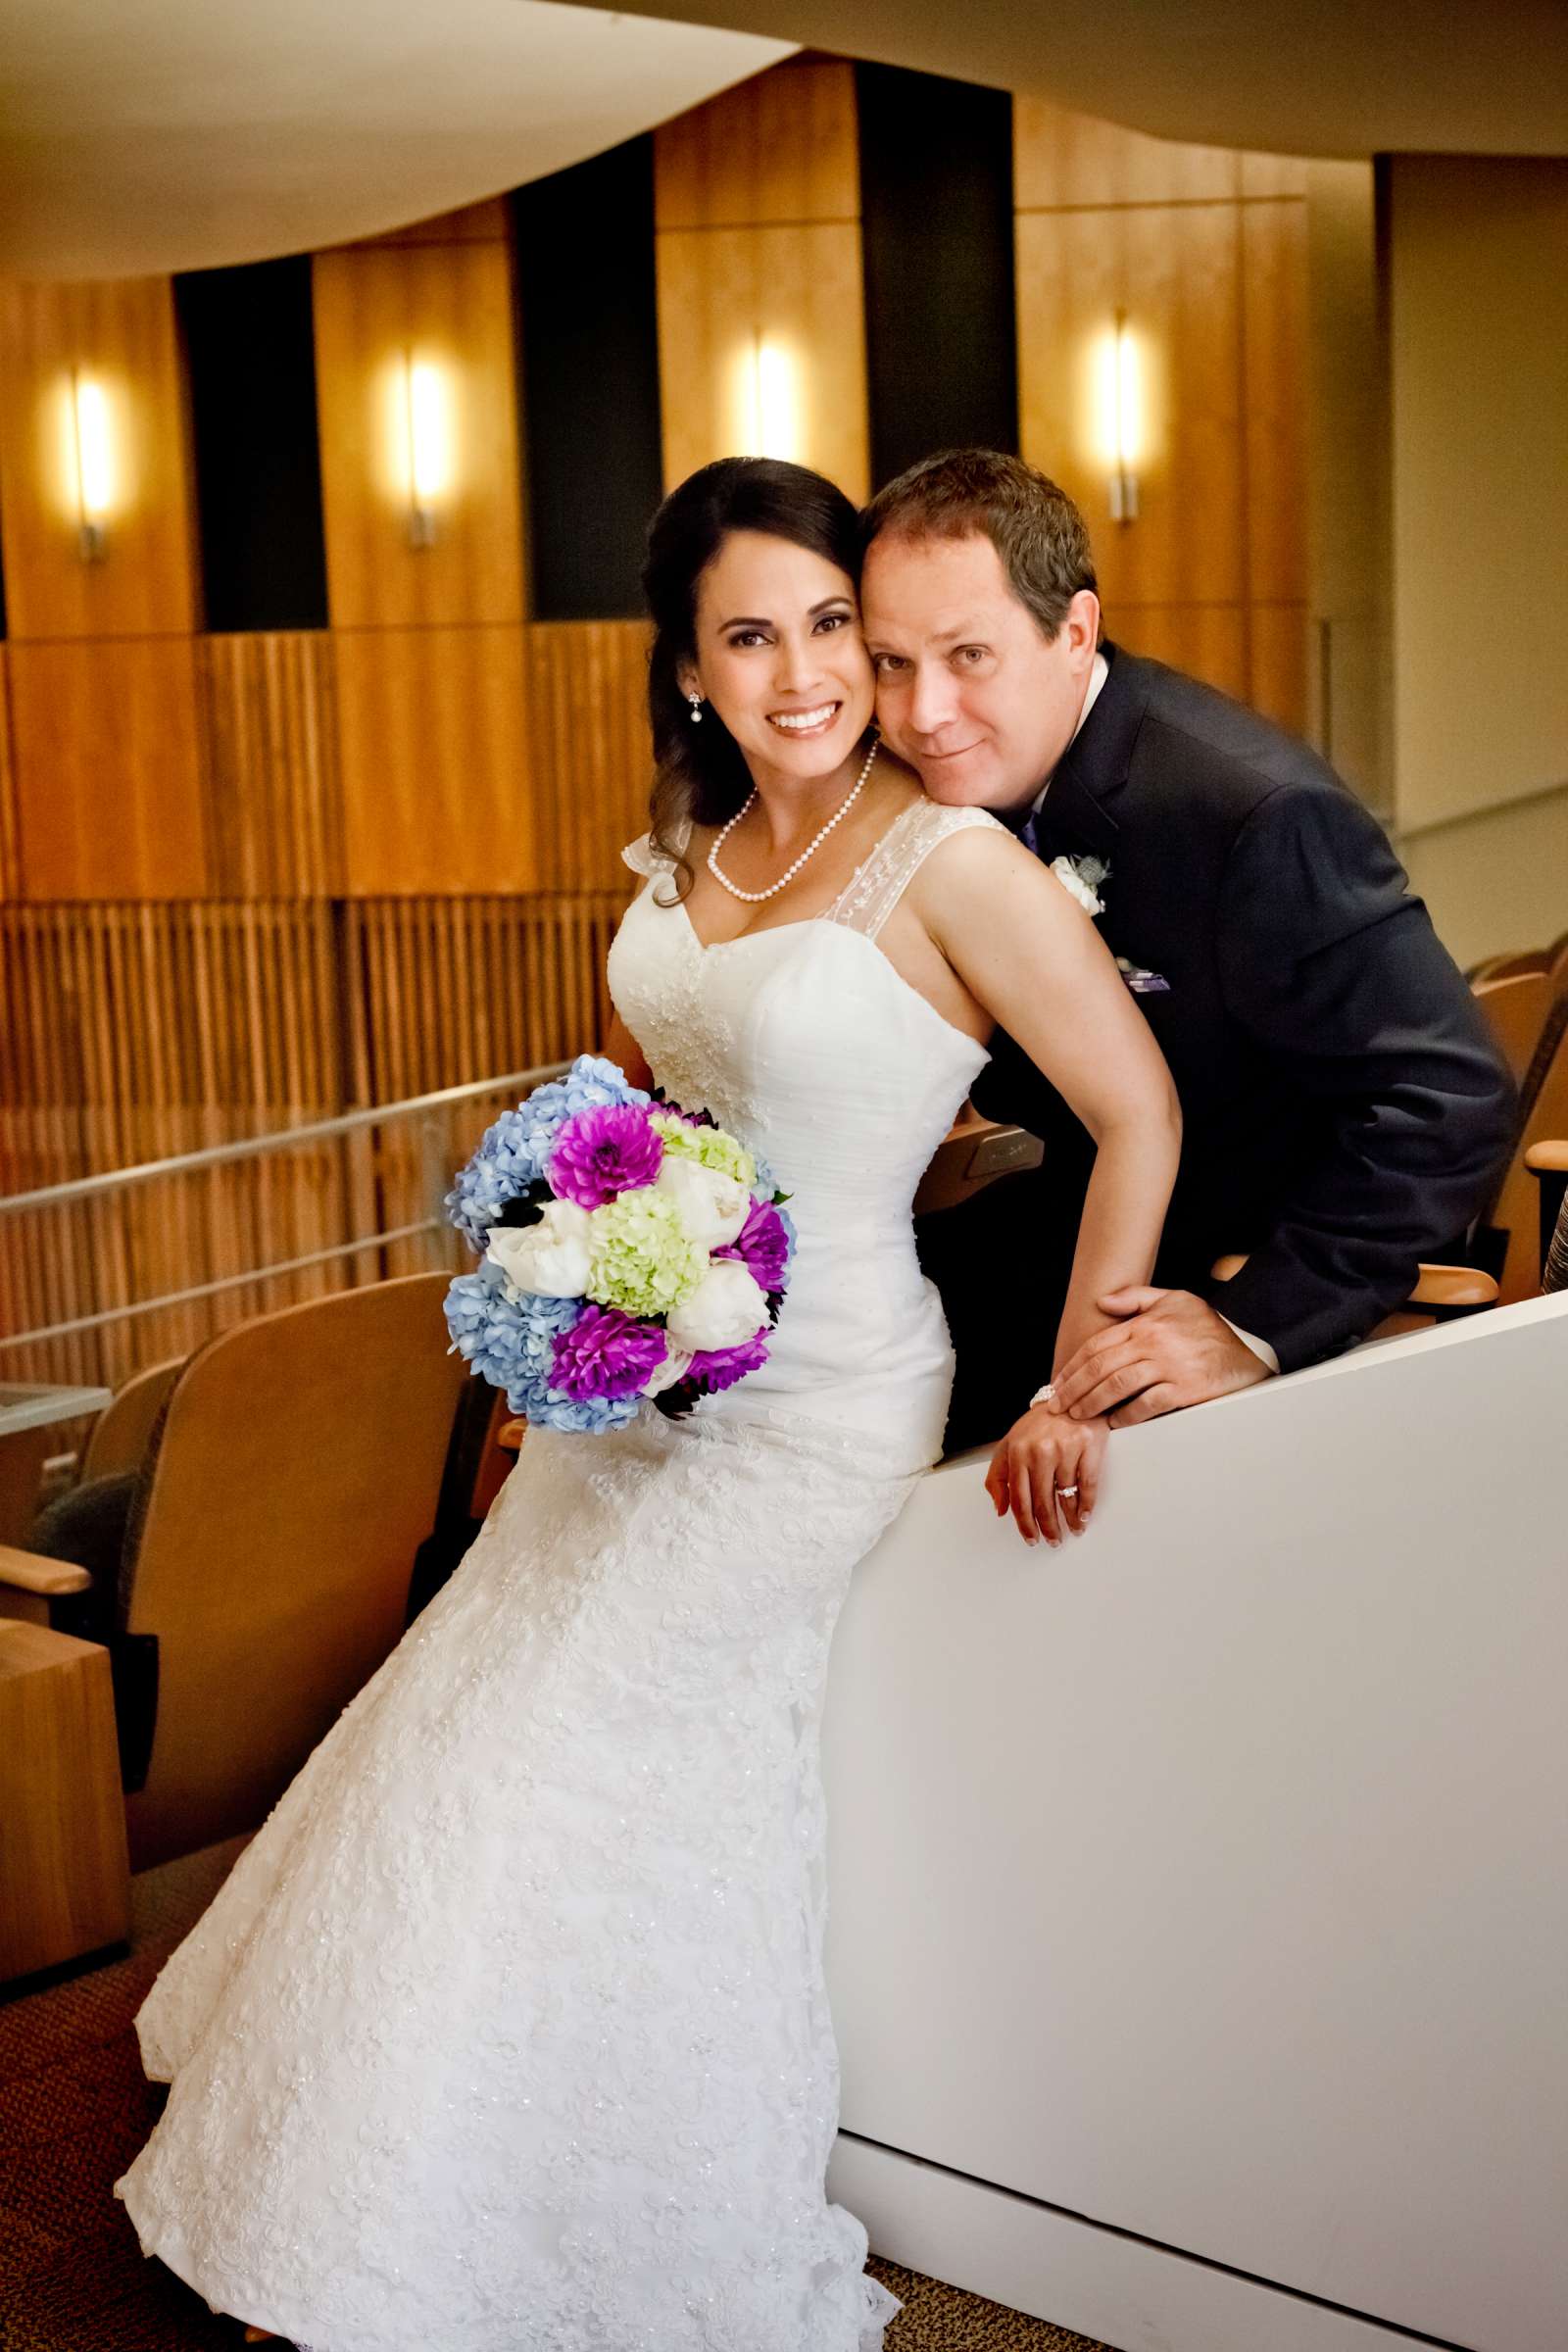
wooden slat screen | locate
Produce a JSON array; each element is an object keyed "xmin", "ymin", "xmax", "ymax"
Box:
[{"xmin": 0, "ymin": 889, "xmax": 630, "ymax": 1389}]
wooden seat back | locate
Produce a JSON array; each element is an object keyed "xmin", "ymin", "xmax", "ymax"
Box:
[
  {"xmin": 1469, "ymin": 950, "xmax": 1546, "ymax": 985},
  {"xmin": 80, "ymin": 1355, "xmax": 184, "ymax": 1483},
  {"xmin": 121, "ymin": 1271, "xmax": 466, "ymax": 1871},
  {"xmin": 1488, "ymin": 996, "xmax": 1568, "ymax": 1303},
  {"xmin": 912, "ymin": 1114, "xmax": 1044, "ymax": 1218},
  {"xmin": 1473, "ymin": 968, "xmax": 1555, "ymax": 1086}
]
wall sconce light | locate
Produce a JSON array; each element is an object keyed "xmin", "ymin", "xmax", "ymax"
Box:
[
  {"xmin": 734, "ymin": 331, "xmax": 800, "ymax": 465},
  {"xmin": 402, "ymin": 351, "xmax": 450, "ymax": 549},
  {"xmin": 754, "ymin": 334, "xmax": 797, "ymax": 462},
  {"xmin": 1098, "ymin": 310, "xmax": 1141, "ymax": 523},
  {"xmin": 70, "ymin": 368, "xmax": 113, "ymax": 562}
]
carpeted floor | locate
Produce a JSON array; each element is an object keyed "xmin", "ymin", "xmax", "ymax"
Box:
[{"xmin": 0, "ymin": 1839, "xmax": 1118, "ymax": 2351}]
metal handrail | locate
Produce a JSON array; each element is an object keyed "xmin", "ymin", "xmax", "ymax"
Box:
[
  {"xmin": 4, "ymin": 1223, "xmax": 445, "ymax": 1349},
  {"xmin": 0, "ymin": 1061, "xmax": 574, "ymax": 1356},
  {"xmin": 0, "ymin": 1063, "xmax": 568, "ymax": 1215}
]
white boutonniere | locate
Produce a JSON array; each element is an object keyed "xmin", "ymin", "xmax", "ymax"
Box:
[{"xmin": 1050, "ymin": 853, "xmax": 1109, "ymax": 917}]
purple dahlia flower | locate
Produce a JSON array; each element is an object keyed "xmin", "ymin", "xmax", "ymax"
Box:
[
  {"xmin": 716, "ymin": 1198, "xmax": 791, "ymax": 1296},
  {"xmin": 689, "ymin": 1332, "xmax": 771, "ymax": 1394},
  {"xmin": 549, "ymin": 1304, "xmax": 669, "ymax": 1401},
  {"xmin": 548, "ymin": 1103, "xmax": 663, "ymax": 1209}
]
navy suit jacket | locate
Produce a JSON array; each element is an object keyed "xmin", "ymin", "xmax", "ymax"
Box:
[{"xmin": 920, "ymin": 642, "xmax": 1516, "ymax": 1447}]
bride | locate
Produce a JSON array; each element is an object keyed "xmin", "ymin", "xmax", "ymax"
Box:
[{"xmin": 114, "ymin": 456, "xmax": 1181, "ymax": 2349}]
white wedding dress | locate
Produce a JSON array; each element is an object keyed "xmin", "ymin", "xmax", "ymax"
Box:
[{"xmin": 115, "ymin": 796, "xmax": 1004, "ymax": 2352}]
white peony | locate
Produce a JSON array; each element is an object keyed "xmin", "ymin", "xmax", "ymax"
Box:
[
  {"xmin": 666, "ymin": 1260, "xmax": 768, "ymax": 1353},
  {"xmin": 640, "ymin": 1343, "xmax": 694, "ymax": 1398},
  {"xmin": 486, "ymin": 1200, "xmax": 593, "ymax": 1298},
  {"xmin": 654, "ymin": 1153, "xmax": 752, "ymax": 1251}
]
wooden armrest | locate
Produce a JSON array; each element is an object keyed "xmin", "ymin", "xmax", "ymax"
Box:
[
  {"xmin": 1526, "ymin": 1141, "xmax": 1568, "ymax": 1174},
  {"xmin": 1209, "ymin": 1255, "xmax": 1497, "ymax": 1309},
  {"xmin": 0, "ymin": 1544, "xmax": 93, "ymax": 1597},
  {"xmin": 1407, "ymin": 1264, "xmax": 1498, "ymax": 1308},
  {"xmin": 497, "ymin": 1419, "xmax": 526, "ymax": 1452}
]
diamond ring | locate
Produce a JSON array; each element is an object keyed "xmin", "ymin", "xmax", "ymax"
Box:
[{"xmin": 1055, "ymin": 1483, "xmax": 1080, "ymax": 1498}]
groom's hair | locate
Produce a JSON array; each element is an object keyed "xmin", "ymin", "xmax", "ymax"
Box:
[{"xmin": 861, "ymin": 450, "xmax": 1100, "ymax": 646}]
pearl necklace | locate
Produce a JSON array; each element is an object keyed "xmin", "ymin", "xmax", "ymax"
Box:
[{"xmin": 707, "ymin": 739, "xmax": 879, "ymax": 904}]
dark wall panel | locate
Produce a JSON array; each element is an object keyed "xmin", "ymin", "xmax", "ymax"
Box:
[
  {"xmin": 176, "ymin": 256, "xmax": 329, "ymax": 633},
  {"xmin": 512, "ymin": 137, "xmax": 663, "ymax": 621},
  {"xmin": 857, "ymin": 65, "xmax": 1019, "ymax": 490}
]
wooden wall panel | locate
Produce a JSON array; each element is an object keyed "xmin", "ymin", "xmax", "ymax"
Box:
[
  {"xmin": 655, "ymin": 60, "xmax": 868, "ymax": 503},
  {"xmin": 7, "ymin": 637, "xmax": 208, "ymax": 898},
  {"xmin": 1242, "ymin": 195, "xmax": 1309, "ymax": 607},
  {"xmin": 657, "ymin": 221, "xmax": 870, "ymax": 503},
  {"xmin": 366, "ymin": 198, "xmax": 513, "ymax": 249},
  {"xmin": 1241, "ymin": 153, "xmax": 1310, "ymax": 200},
  {"xmin": 0, "ymin": 649, "xmax": 20, "ymax": 903},
  {"xmin": 656, "ymin": 60, "xmax": 859, "ymax": 228},
  {"xmin": 334, "ymin": 626, "xmax": 534, "ymax": 894},
  {"xmin": 1015, "ymin": 98, "xmax": 1311, "ymax": 736},
  {"xmin": 0, "ymin": 275, "xmax": 196, "ymax": 642},
  {"xmin": 313, "ymin": 233, "xmax": 524, "ymax": 629},
  {"xmin": 345, "ymin": 891, "xmax": 626, "ymax": 1281},
  {"xmin": 347, "ymin": 895, "xmax": 620, "ymax": 1105},
  {"xmin": 1112, "ymin": 605, "xmax": 1250, "ymax": 702},
  {"xmin": 1014, "ymin": 97, "xmax": 1240, "ymax": 210},
  {"xmin": 0, "ymin": 899, "xmax": 350, "ymax": 1390},
  {"xmin": 1017, "ymin": 200, "xmax": 1247, "ymax": 609},
  {"xmin": 197, "ymin": 633, "xmax": 342, "ymax": 896},
  {"xmin": 1249, "ymin": 604, "xmax": 1310, "ymax": 734},
  {"xmin": 525, "ymin": 622, "xmax": 653, "ymax": 891}
]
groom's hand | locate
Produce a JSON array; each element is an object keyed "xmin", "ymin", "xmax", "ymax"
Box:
[{"xmin": 1052, "ymin": 1288, "xmax": 1274, "ymax": 1426}]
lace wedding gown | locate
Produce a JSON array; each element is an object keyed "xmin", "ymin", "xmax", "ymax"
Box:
[{"xmin": 115, "ymin": 797, "xmax": 1004, "ymax": 2352}]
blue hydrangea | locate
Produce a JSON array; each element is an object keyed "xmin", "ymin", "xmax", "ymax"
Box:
[
  {"xmin": 774, "ymin": 1200, "xmax": 799, "ymax": 1274},
  {"xmin": 445, "ymin": 1054, "xmax": 652, "ymax": 1253},
  {"xmin": 443, "ymin": 1264, "xmax": 643, "ymax": 1436}
]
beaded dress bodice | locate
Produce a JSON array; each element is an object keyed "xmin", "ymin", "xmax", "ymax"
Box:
[{"xmin": 610, "ymin": 797, "xmax": 1002, "ymax": 1469}]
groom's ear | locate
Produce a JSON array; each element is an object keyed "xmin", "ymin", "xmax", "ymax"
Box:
[{"xmin": 1059, "ymin": 588, "xmax": 1102, "ymax": 668}]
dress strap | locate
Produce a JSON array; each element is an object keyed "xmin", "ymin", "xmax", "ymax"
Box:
[
  {"xmin": 620, "ymin": 816, "xmax": 693, "ymax": 879},
  {"xmin": 824, "ymin": 800, "xmax": 1008, "ymax": 941}
]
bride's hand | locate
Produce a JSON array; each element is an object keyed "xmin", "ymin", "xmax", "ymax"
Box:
[{"xmin": 985, "ymin": 1401, "xmax": 1108, "ymax": 1548}]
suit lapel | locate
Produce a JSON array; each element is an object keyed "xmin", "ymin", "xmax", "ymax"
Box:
[{"xmin": 1027, "ymin": 640, "xmax": 1148, "ymax": 865}]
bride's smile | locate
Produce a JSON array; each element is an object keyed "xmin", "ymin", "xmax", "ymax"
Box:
[{"xmin": 677, "ymin": 527, "xmax": 876, "ymax": 810}]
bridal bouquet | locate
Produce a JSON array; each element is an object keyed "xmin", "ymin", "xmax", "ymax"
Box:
[{"xmin": 443, "ymin": 1055, "xmax": 795, "ymax": 1433}]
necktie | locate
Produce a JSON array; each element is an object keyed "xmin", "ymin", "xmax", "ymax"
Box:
[{"xmin": 1003, "ymin": 802, "xmax": 1044, "ymax": 858}]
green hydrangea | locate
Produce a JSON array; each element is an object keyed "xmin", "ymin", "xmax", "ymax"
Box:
[
  {"xmin": 585, "ymin": 1190, "xmax": 706, "ymax": 1318},
  {"xmin": 650, "ymin": 1111, "xmax": 757, "ymax": 1190}
]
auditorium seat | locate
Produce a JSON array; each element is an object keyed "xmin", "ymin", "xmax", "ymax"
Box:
[
  {"xmin": 1485, "ymin": 992, "xmax": 1568, "ymax": 1301},
  {"xmin": 1526, "ymin": 1142, "xmax": 1568, "ymax": 1290},
  {"xmin": 404, "ymin": 1381, "xmax": 522, "ymax": 1621},
  {"xmin": 1467, "ymin": 948, "xmax": 1547, "ymax": 983},
  {"xmin": 912, "ymin": 1112, "xmax": 1043, "ymax": 1217},
  {"xmin": 80, "ymin": 1355, "xmax": 184, "ymax": 1482},
  {"xmin": 0, "ymin": 1272, "xmax": 466, "ymax": 1873},
  {"xmin": 1211, "ymin": 1251, "xmax": 1498, "ymax": 1339},
  {"xmin": 1472, "ymin": 966, "xmax": 1556, "ymax": 1085}
]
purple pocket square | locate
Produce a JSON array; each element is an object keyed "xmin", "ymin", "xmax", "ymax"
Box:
[{"xmin": 1116, "ymin": 957, "xmax": 1171, "ymax": 995}]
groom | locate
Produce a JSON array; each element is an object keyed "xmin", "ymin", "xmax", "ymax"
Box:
[{"xmin": 859, "ymin": 449, "xmax": 1516, "ymax": 1454}]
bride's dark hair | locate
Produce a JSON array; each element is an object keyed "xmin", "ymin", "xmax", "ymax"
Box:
[{"xmin": 642, "ymin": 457, "xmax": 863, "ymax": 902}]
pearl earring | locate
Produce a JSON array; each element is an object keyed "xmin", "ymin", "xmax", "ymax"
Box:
[{"xmin": 687, "ymin": 694, "xmax": 704, "ymax": 725}]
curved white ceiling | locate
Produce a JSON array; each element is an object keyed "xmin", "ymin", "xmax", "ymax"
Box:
[
  {"xmin": 597, "ymin": 0, "xmax": 1568, "ymax": 161},
  {"xmin": 1, "ymin": 0, "xmax": 1561, "ymax": 281},
  {"xmin": 0, "ymin": 0, "xmax": 792, "ymax": 279}
]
